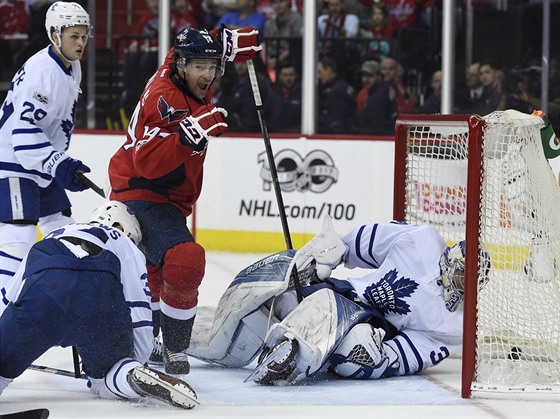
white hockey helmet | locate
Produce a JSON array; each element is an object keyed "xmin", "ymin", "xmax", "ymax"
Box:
[
  {"xmin": 45, "ymin": 2, "xmax": 91, "ymax": 57},
  {"xmin": 89, "ymin": 201, "xmax": 142, "ymax": 246}
]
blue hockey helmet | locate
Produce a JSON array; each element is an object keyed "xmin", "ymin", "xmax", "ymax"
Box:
[{"xmin": 173, "ymin": 28, "xmax": 224, "ymax": 77}]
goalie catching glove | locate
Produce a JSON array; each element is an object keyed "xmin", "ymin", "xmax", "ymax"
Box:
[
  {"xmin": 293, "ymin": 215, "xmax": 348, "ymax": 280},
  {"xmin": 177, "ymin": 104, "xmax": 228, "ymax": 153},
  {"xmin": 217, "ymin": 24, "xmax": 261, "ymax": 62}
]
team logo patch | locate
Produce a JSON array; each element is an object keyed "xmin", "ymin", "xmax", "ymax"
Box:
[
  {"xmin": 33, "ymin": 91, "xmax": 48, "ymax": 104},
  {"xmin": 157, "ymin": 96, "xmax": 188, "ymax": 123},
  {"xmin": 363, "ymin": 269, "xmax": 418, "ymax": 315}
]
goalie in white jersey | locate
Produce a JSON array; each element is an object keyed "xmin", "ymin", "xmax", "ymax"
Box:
[
  {"xmin": 0, "ymin": 2, "xmax": 94, "ymax": 293},
  {"xmin": 245, "ymin": 217, "xmax": 491, "ymax": 385},
  {"xmin": 0, "ymin": 201, "xmax": 198, "ymax": 409}
]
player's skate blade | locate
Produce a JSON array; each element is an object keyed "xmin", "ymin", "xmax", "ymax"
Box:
[
  {"xmin": 244, "ymin": 337, "xmax": 298, "ymax": 385},
  {"xmin": 127, "ymin": 365, "xmax": 199, "ymax": 409}
]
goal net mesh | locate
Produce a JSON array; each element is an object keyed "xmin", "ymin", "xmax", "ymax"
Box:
[{"xmin": 398, "ymin": 110, "xmax": 560, "ymax": 395}]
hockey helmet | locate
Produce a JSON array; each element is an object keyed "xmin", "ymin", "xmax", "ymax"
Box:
[
  {"xmin": 45, "ymin": 2, "xmax": 91, "ymax": 57},
  {"xmin": 173, "ymin": 28, "xmax": 224, "ymax": 77},
  {"xmin": 89, "ymin": 201, "xmax": 142, "ymax": 246},
  {"xmin": 439, "ymin": 241, "xmax": 491, "ymax": 312}
]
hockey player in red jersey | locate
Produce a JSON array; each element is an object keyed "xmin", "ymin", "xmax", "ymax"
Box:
[{"xmin": 108, "ymin": 26, "xmax": 260, "ymax": 374}]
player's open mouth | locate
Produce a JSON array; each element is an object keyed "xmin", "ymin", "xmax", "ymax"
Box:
[{"xmin": 198, "ymin": 83, "xmax": 209, "ymax": 90}]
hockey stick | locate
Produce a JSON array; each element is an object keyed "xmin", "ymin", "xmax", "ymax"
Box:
[
  {"xmin": 72, "ymin": 346, "xmax": 81, "ymax": 378},
  {"xmin": 246, "ymin": 60, "xmax": 303, "ymax": 302},
  {"xmin": 76, "ymin": 172, "xmax": 106, "ymax": 198},
  {"xmin": 28, "ymin": 363, "xmax": 87, "ymax": 379},
  {"xmin": 0, "ymin": 408, "xmax": 50, "ymax": 419}
]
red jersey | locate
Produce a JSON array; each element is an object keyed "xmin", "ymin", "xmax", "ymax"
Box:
[{"xmin": 109, "ymin": 52, "xmax": 212, "ymax": 217}]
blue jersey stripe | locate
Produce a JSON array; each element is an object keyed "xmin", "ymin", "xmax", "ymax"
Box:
[
  {"xmin": 13, "ymin": 128, "xmax": 42, "ymax": 135},
  {"xmin": 14, "ymin": 141, "xmax": 51, "ymax": 151}
]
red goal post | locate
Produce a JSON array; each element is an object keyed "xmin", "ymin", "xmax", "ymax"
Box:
[{"xmin": 393, "ymin": 111, "xmax": 560, "ymax": 399}]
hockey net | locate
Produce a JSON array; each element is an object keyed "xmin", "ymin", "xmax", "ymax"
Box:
[{"xmin": 393, "ymin": 110, "xmax": 560, "ymax": 399}]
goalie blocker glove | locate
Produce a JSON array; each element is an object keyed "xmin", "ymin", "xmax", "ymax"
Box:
[
  {"xmin": 177, "ymin": 104, "xmax": 228, "ymax": 153},
  {"xmin": 217, "ymin": 24, "xmax": 261, "ymax": 62}
]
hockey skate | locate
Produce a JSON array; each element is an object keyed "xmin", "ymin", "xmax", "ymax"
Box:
[
  {"xmin": 147, "ymin": 337, "xmax": 163, "ymax": 367},
  {"xmin": 163, "ymin": 345, "xmax": 190, "ymax": 375},
  {"xmin": 127, "ymin": 365, "xmax": 199, "ymax": 409},
  {"xmin": 245, "ymin": 336, "xmax": 299, "ymax": 385}
]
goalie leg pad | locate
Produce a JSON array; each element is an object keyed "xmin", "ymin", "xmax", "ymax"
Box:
[
  {"xmin": 329, "ymin": 324, "xmax": 389, "ymax": 379},
  {"xmin": 251, "ymin": 288, "xmax": 370, "ymax": 384},
  {"xmin": 161, "ymin": 242, "xmax": 205, "ymax": 310}
]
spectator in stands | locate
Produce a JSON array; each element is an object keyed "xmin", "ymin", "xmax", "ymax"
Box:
[
  {"xmin": 468, "ymin": 60, "xmax": 503, "ymax": 116},
  {"xmin": 318, "ymin": 0, "xmax": 359, "ymax": 39},
  {"xmin": 358, "ymin": 2, "xmax": 395, "ymax": 62},
  {"xmin": 214, "ymin": 0, "xmax": 266, "ymax": 33},
  {"xmin": 263, "ymin": 0, "xmax": 302, "ymax": 79},
  {"xmin": 318, "ymin": 0, "xmax": 360, "ymax": 82},
  {"xmin": 420, "ymin": 69, "xmax": 441, "ymax": 114},
  {"xmin": 318, "ymin": 55, "xmax": 356, "ymax": 134},
  {"xmin": 222, "ymin": 60, "xmax": 270, "ymax": 132},
  {"xmin": 455, "ymin": 62, "xmax": 483, "ymax": 113},
  {"xmin": 264, "ymin": 61, "xmax": 302, "ymax": 133},
  {"xmin": 11, "ymin": 0, "xmax": 52, "ymax": 73},
  {"xmin": 0, "ymin": 0, "xmax": 30, "ymax": 80},
  {"xmin": 380, "ymin": 57, "xmax": 415, "ymax": 114},
  {"xmin": 121, "ymin": 0, "xmax": 161, "ymax": 115},
  {"xmin": 203, "ymin": 0, "xmax": 237, "ymax": 28},
  {"xmin": 384, "ymin": 0, "xmax": 433, "ymax": 31},
  {"xmin": 172, "ymin": 0, "xmax": 201, "ymax": 34},
  {"xmin": 345, "ymin": 0, "xmax": 375, "ymax": 31},
  {"xmin": 355, "ymin": 60, "xmax": 396, "ymax": 135}
]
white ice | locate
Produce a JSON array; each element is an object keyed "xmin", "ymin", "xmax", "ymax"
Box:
[{"xmin": 1, "ymin": 252, "xmax": 558, "ymax": 418}]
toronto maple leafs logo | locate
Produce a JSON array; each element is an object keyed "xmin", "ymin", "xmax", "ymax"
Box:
[
  {"xmin": 157, "ymin": 96, "xmax": 188, "ymax": 123},
  {"xmin": 363, "ymin": 269, "xmax": 418, "ymax": 315}
]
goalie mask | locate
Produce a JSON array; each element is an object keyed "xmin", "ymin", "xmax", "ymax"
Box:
[
  {"xmin": 438, "ymin": 241, "xmax": 491, "ymax": 312},
  {"xmin": 173, "ymin": 28, "xmax": 224, "ymax": 77},
  {"xmin": 45, "ymin": 2, "xmax": 91, "ymax": 61},
  {"xmin": 89, "ymin": 201, "xmax": 142, "ymax": 246}
]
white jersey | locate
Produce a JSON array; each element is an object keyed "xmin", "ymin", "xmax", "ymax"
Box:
[
  {"xmin": 0, "ymin": 222, "xmax": 153, "ymax": 364},
  {"xmin": 0, "ymin": 46, "xmax": 82, "ymax": 187},
  {"xmin": 341, "ymin": 222, "xmax": 463, "ymax": 347}
]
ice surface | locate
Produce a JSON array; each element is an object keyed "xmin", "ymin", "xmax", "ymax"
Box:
[{"xmin": 1, "ymin": 252, "xmax": 558, "ymax": 418}]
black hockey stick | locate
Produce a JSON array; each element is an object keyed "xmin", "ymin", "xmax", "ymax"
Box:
[
  {"xmin": 71, "ymin": 346, "xmax": 81, "ymax": 378},
  {"xmin": 28, "ymin": 363, "xmax": 86, "ymax": 379},
  {"xmin": 0, "ymin": 408, "xmax": 50, "ymax": 419},
  {"xmin": 76, "ymin": 172, "xmax": 106, "ymax": 198},
  {"xmin": 246, "ymin": 60, "xmax": 303, "ymax": 302}
]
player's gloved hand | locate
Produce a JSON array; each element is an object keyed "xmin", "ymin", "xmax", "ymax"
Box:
[
  {"xmin": 218, "ymin": 24, "xmax": 261, "ymax": 62},
  {"xmin": 54, "ymin": 157, "xmax": 91, "ymax": 192},
  {"xmin": 293, "ymin": 215, "xmax": 347, "ymax": 280},
  {"xmin": 176, "ymin": 104, "xmax": 228, "ymax": 153}
]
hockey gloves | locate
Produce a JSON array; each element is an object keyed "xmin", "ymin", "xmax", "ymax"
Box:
[
  {"xmin": 218, "ymin": 25, "xmax": 261, "ymax": 62},
  {"xmin": 54, "ymin": 157, "xmax": 91, "ymax": 192},
  {"xmin": 177, "ymin": 104, "xmax": 228, "ymax": 153}
]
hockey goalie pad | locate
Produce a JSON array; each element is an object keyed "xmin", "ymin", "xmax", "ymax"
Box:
[
  {"xmin": 292, "ymin": 215, "xmax": 348, "ymax": 280},
  {"xmin": 259, "ymin": 288, "xmax": 371, "ymax": 382},
  {"xmin": 189, "ymin": 250, "xmax": 316, "ymax": 367}
]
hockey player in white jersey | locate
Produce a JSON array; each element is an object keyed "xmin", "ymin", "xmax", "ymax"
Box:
[
  {"xmin": 0, "ymin": 201, "xmax": 198, "ymax": 409},
  {"xmin": 0, "ymin": 2, "xmax": 94, "ymax": 292},
  {"xmin": 242, "ymin": 216, "xmax": 491, "ymax": 385}
]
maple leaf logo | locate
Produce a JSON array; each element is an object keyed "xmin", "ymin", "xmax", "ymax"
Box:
[{"xmin": 362, "ymin": 269, "xmax": 418, "ymax": 315}]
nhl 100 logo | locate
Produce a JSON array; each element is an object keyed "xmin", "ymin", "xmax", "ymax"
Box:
[{"xmin": 258, "ymin": 149, "xmax": 339, "ymax": 193}]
